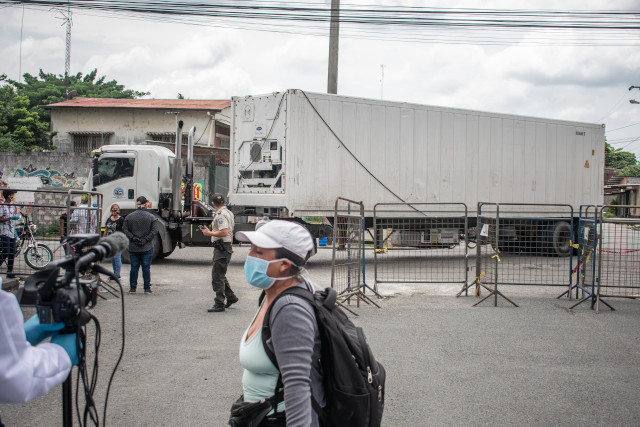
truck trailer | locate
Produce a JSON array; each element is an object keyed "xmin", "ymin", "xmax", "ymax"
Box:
[
  {"xmin": 87, "ymin": 90, "xmax": 604, "ymax": 259},
  {"xmin": 230, "ymin": 89, "xmax": 605, "ymax": 255}
]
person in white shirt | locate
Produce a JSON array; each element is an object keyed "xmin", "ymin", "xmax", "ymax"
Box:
[
  {"xmin": 0, "ymin": 286, "xmax": 78, "ymax": 405},
  {"xmin": 69, "ymin": 194, "xmax": 97, "ymax": 235}
]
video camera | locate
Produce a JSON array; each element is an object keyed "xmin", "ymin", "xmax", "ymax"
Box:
[
  {"xmin": 16, "ymin": 231, "xmax": 130, "ymax": 427},
  {"xmin": 18, "ymin": 232, "xmax": 129, "ymax": 327}
]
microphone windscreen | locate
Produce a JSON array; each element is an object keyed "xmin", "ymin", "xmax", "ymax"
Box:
[{"xmin": 100, "ymin": 232, "xmax": 129, "ymax": 257}]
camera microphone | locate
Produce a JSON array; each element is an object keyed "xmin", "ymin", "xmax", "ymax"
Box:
[{"xmin": 75, "ymin": 232, "xmax": 129, "ymax": 269}]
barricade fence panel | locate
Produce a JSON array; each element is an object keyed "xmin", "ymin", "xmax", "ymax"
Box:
[
  {"xmin": 477, "ymin": 203, "xmax": 574, "ymax": 288},
  {"xmin": 373, "ymin": 203, "xmax": 469, "ymax": 287},
  {"xmin": 0, "ymin": 189, "xmax": 102, "ymax": 277},
  {"xmin": 575, "ymin": 206, "xmax": 598, "ymax": 300},
  {"xmin": 597, "ymin": 205, "xmax": 640, "ymax": 299},
  {"xmin": 331, "ymin": 198, "xmax": 364, "ymax": 295}
]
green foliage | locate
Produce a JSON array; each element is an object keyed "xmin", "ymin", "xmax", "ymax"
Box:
[
  {"xmin": 618, "ymin": 164, "xmax": 640, "ymax": 177},
  {"xmin": 605, "ymin": 142, "xmax": 638, "ymax": 170},
  {"xmin": 604, "ymin": 197, "xmax": 619, "ymax": 218},
  {"xmin": 0, "ymin": 69, "xmax": 149, "ymax": 151},
  {"xmin": 0, "ymin": 78, "xmax": 49, "ymax": 149},
  {"xmin": 0, "ymin": 135, "xmax": 27, "ymax": 152}
]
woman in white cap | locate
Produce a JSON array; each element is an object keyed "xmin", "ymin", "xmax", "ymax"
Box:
[{"xmin": 235, "ymin": 220, "xmax": 324, "ymax": 426}]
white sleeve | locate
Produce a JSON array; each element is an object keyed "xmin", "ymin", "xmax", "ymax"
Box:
[{"xmin": 0, "ymin": 290, "xmax": 72, "ymax": 404}]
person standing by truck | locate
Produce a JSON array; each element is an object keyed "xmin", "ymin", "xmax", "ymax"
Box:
[
  {"xmin": 103, "ymin": 203, "xmax": 125, "ymax": 281},
  {"xmin": 123, "ymin": 196, "xmax": 158, "ymax": 294},
  {"xmin": 199, "ymin": 193, "xmax": 238, "ymax": 312}
]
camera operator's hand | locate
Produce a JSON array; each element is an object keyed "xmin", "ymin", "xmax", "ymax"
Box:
[
  {"xmin": 23, "ymin": 315, "xmax": 65, "ymax": 346},
  {"xmin": 51, "ymin": 333, "xmax": 79, "ymax": 366}
]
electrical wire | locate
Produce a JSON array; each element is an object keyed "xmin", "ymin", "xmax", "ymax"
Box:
[{"xmin": 2, "ymin": 0, "xmax": 640, "ymax": 46}]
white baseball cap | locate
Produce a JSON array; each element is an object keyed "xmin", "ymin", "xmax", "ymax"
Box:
[{"xmin": 236, "ymin": 220, "xmax": 313, "ymax": 262}]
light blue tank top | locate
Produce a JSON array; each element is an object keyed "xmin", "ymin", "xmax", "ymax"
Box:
[{"xmin": 239, "ymin": 305, "xmax": 285, "ymax": 412}]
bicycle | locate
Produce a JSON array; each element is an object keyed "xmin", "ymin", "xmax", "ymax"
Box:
[{"xmin": 15, "ymin": 213, "xmax": 54, "ymax": 270}]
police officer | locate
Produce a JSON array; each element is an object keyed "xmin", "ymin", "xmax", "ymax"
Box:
[{"xmin": 200, "ymin": 193, "xmax": 238, "ymax": 312}]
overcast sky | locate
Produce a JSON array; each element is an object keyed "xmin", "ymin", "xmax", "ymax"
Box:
[{"xmin": 1, "ymin": 0, "xmax": 639, "ymax": 158}]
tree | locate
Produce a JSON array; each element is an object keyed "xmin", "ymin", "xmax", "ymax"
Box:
[
  {"xmin": 619, "ymin": 164, "xmax": 640, "ymax": 177},
  {"xmin": 605, "ymin": 142, "xmax": 638, "ymax": 170},
  {"xmin": 0, "ymin": 77, "xmax": 49, "ymax": 150},
  {"xmin": 7, "ymin": 69, "xmax": 149, "ymax": 122},
  {"xmin": 0, "ymin": 69, "xmax": 149, "ymax": 151}
]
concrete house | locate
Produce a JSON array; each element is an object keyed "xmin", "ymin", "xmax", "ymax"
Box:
[{"xmin": 43, "ymin": 98, "xmax": 231, "ymax": 160}]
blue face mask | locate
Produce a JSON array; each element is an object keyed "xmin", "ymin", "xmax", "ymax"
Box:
[{"xmin": 244, "ymin": 256, "xmax": 295, "ymax": 289}]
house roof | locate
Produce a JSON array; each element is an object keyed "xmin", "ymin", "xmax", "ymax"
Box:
[
  {"xmin": 624, "ymin": 176, "xmax": 640, "ymax": 185},
  {"xmin": 42, "ymin": 98, "xmax": 230, "ymax": 111}
]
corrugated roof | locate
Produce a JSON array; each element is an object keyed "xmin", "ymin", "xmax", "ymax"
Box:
[{"xmin": 42, "ymin": 98, "xmax": 230, "ymax": 111}]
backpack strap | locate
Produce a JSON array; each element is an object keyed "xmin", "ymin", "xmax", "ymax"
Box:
[
  {"xmin": 262, "ymin": 285, "xmax": 314, "ymax": 368},
  {"xmin": 267, "ymin": 375, "xmax": 285, "ymax": 414},
  {"xmin": 261, "ymin": 284, "xmax": 326, "ymax": 422}
]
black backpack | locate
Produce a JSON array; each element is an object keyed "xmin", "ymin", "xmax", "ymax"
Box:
[{"xmin": 261, "ymin": 285, "xmax": 386, "ymax": 427}]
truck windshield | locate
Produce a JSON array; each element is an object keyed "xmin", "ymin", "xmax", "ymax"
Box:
[{"xmin": 95, "ymin": 156, "xmax": 135, "ymax": 185}]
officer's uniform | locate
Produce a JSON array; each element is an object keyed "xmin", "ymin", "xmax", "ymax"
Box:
[{"xmin": 211, "ymin": 205, "xmax": 237, "ymax": 309}]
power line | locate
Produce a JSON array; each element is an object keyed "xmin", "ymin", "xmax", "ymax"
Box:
[
  {"xmin": 607, "ymin": 122, "xmax": 640, "ymax": 133},
  {"xmin": 3, "ymin": 0, "xmax": 640, "ymax": 46}
]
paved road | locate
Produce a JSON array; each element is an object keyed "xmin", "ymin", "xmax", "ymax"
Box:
[{"xmin": 2, "ymin": 245, "xmax": 640, "ymax": 426}]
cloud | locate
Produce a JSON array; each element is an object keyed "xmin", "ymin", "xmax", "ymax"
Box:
[{"xmin": 1, "ymin": 1, "xmax": 639, "ymax": 157}]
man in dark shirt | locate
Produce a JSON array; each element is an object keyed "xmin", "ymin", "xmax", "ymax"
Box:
[{"xmin": 123, "ymin": 196, "xmax": 158, "ymax": 294}]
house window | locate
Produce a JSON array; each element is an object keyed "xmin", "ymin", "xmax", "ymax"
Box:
[
  {"xmin": 147, "ymin": 133, "xmax": 189, "ymax": 145},
  {"xmin": 72, "ymin": 133, "xmax": 112, "ymax": 153}
]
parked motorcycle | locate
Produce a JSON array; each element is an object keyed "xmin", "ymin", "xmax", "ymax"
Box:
[{"xmin": 15, "ymin": 213, "xmax": 53, "ymax": 270}]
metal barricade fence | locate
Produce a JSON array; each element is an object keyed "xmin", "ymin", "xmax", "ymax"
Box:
[
  {"xmin": 561, "ymin": 205, "xmax": 599, "ymax": 308},
  {"xmin": 596, "ymin": 204, "xmax": 640, "ymax": 310},
  {"xmin": 373, "ymin": 203, "xmax": 469, "ymax": 288},
  {"xmin": 330, "ymin": 197, "xmax": 364, "ymax": 296},
  {"xmin": 0, "ymin": 189, "xmax": 102, "ymax": 278},
  {"xmin": 476, "ymin": 203, "xmax": 575, "ymax": 291}
]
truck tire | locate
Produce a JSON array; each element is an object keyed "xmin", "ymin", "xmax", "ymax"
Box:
[
  {"xmin": 159, "ymin": 244, "xmax": 176, "ymax": 259},
  {"xmin": 152, "ymin": 235, "xmax": 161, "ymax": 261},
  {"xmin": 549, "ymin": 221, "xmax": 571, "ymax": 257}
]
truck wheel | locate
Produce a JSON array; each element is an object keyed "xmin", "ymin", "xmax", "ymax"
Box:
[
  {"xmin": 160, "ymin": 244, "xmax": 176, "ymax": 259},
  {"xmin": 152, "ymin": 235, "xmax": 161, "ymax": 261},
  {"xmin": 549, "ymin": 221, "xmax": 571, "ymax": 257}
]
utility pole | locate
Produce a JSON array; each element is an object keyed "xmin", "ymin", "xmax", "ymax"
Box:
[{"xmin": 327, "ymin": 0, "xmax": 339, "ymax": 94}]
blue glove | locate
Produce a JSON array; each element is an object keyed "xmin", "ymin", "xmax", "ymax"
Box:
[
  {"xmin": 10, "ymin": 215, "xmax": 20, "ymax": 220},
  {"xmin": 23, "ymin": 315, "xmax": 65, "ymax": 346},
  {"xmin": 51, "ymin": 333, "xmax": 79, "ymax": 366}
]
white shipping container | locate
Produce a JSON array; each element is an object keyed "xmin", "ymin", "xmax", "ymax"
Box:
[{"xmin": 230, "ymin": 89, "xmax": 604, "ymax": 217}]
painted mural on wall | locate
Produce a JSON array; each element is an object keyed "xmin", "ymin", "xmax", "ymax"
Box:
[{"xmin": 10, "ymin": 165, "xmax": 86, "ymax": 188}]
